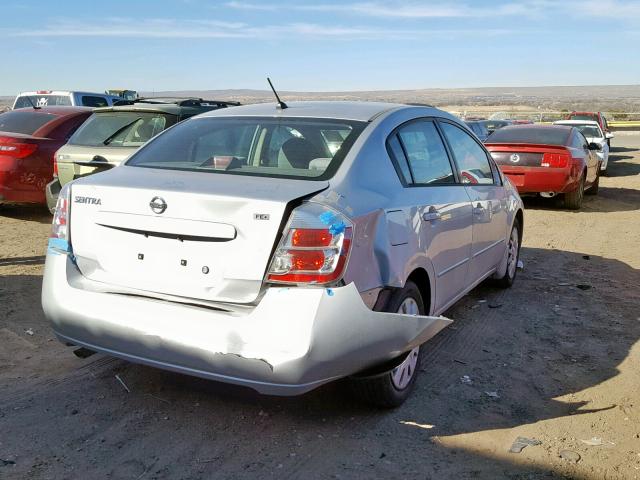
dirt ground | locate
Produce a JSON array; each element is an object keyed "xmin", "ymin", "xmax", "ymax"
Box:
[{"xmin": 1, "ymin": 136, "xmax": 639, "ymax": 480}]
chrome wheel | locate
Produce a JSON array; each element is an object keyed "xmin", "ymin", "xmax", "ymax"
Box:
[
  {"xmin": 506, "ymin": 227, "xmax": 519, "ymax": 278},
  {"xmin": 391, "ymin": 298, "xmax": 420, "ymax": 390}
]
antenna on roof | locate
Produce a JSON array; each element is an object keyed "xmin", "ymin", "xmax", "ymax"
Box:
[{"xmin": 267, "ymin": 77, "xmax": 287, "ymax": 110}]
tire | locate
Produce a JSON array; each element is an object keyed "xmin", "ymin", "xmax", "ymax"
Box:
[
  {"xmin": 563, "ymin": 174, "xmax": 585, "ymax": 210},
  {"xmin": 586, "ymin": 171, "xmax": 599, "ymax": 195},
  {"xmin": 349, "ymin": 281, "xmax": 425, "ymax": 408},
  {"xmin": 495, "ymin": 219, "xmax": 521, "ymax": 288}
]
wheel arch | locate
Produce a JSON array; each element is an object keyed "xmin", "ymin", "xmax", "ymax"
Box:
[
  {"xmin": 515, "ymin": 208, "xmax": 524, "ymax": 244},
  {"xmin": 406, "ymin": 267, "xmax": 432, "ymax": 315}
]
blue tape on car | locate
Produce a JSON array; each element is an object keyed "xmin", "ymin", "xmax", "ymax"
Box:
[
  {"xmin": 319, "ymin": 211, "xmax": 337, "ymax": 225},
  {"xmin": 326, "ymin": 288, "xmax": 334, "ymax": 297},
  {"xmin": 48, "ymin": 238, "xmax": 70, "ymax": 254},
  {"xmin": 329, "ymin": 222, "xmax": 346, "ymax": 235}
]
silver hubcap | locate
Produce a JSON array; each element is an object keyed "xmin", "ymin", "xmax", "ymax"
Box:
[
  {"xmin": 507, "ymin": 227, "xmax": 519, "ymax": 278},
  {"xmin": 391, "ymin": 298, "xmax": 420, "ymax": 389}
]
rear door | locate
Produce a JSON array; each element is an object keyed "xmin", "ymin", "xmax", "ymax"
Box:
[
  {"xmin": 439, "ymin": 121, "xmax": 508, "ymax": 283},
  {"xmin": 387, "ymin": 119, "xmax": 473, "ymax": 312}
]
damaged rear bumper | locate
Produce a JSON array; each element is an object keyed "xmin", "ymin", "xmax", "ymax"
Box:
[{"xmin": 42, "ymin": 253, "xmax": 451, "ymax": 396}]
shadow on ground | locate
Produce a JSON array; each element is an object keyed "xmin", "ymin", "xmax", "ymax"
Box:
[
  {"xmin": 1, "ymin": 244, "xmax": 638, "ymax": 479},
  {"xmin": 0, "ymin": 204, "xmax": 51, "ymax": 224}
]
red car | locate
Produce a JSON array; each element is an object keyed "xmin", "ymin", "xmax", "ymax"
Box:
[
  {"xmin": 0, "ymin": 107, "xmax": 92, "ymax": 206},
  {"xmin": 485, "ymin": 125, "xmax": 601, "ymax": 210}
]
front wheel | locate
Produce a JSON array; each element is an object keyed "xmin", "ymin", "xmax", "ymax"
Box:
[
  {"xmin": 348, "ymin": 281, "xmax": 424, "ymax": 408},
  {"xmin": 495, "ymin": 219, "xmax": 521, "ymax": 288}
]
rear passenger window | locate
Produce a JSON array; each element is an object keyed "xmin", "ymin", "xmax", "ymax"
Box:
[
  {"xmin": 389, "ymin": 120, "xmax": 455, "ymax": 185},
  {"xmin": 440, "ymin": 122, "xmax": 495, "ymax": 185},
  {"xmin": 572, "ymin": 132, "xmax": 587, "ymax": 149},
  {"xmin": 81, "ymin": 96, "xmax": 108, "ymax": 107}
]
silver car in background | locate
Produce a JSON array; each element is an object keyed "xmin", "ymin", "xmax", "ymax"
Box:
[{"xmin": 42, "ymin": 102, "xmax": 524, "ymax": 407}]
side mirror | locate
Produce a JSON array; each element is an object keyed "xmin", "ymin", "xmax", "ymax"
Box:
[{"xmin": 588, "ymin": 142, "xmax": 602, "ymax": 151}]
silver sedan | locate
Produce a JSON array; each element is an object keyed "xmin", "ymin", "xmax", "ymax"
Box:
[{"xmin": 43, "ymin": 101, "xmax": 524, "ymax": 407}]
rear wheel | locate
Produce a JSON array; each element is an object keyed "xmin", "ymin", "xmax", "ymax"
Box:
[
  {"xmin": 495, "ymin": 219, "xmax": 521, "ymax": 288},
  {"xmin": 563, "ymin": 174, "xmax": 585, "ymax": 210},
  {"xmin": 349, "ymin": 281, "xmax": 424, "ymax": 408}
]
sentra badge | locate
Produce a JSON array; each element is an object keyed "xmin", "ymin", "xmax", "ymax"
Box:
[{"xmin": 74, "ymin": 196, "xmax": 102, "ymax": 205}]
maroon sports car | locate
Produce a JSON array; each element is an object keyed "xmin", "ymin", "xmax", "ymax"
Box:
[{"xmin": 0, "ymin": 106, "xmax": 92, "ymax": 206}]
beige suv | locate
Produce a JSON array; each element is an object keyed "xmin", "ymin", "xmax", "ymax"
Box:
[{"xmin": 46, "ymin": 98, "xmax": 240, "ymax": 212}]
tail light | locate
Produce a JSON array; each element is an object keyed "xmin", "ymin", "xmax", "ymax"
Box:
[
  {"xmin": 0, "ymin": 136, "xmax": 38, "ymax": 159},
  {"xmin": 49, "ymin": 184, "xmax": 71, "ymax": 253},
  {"xmin": 267, "ymin": 203, "xmax": 353, "ymax": 285},
  {"xmin": 541, "ymin": 152, "xmax": 570, "ymax": 168},
  {"xmin": 53, "ymin": 152, "xmax": 59, "ymax": 177}
]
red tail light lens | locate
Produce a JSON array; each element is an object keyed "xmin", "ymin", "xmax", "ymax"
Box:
[
  {"xmin": 541, "ymin": 152, "xmax": 570, "ymax": 168},
  {"xmin": 291, "ymin": 228, "xmax": 333, "ymax": 247},
  {"xmin": 0, "ymin": 136, "xmax": 38, "ymax": 159},
  {"xmin": 49, "ymin": 184, "xmax": 71, "ymax": 250},
  {"xmin": 267, "ymin": 203, "xmax": 353, "ymax": 285},
  {"xmin": 53, "ymin": 152, "xmax": 59, "ymax": 177}
]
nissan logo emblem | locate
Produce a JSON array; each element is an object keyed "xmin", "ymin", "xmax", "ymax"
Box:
[
  {"xmin": 510, "ymin": 153, "xmax": 521, "ymax": 163},
  {"xmin": 149, "ymin": 196, "xmax": 167, "ymax": 214}
]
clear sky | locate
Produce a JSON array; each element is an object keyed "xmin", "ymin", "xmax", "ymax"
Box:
[{"xmin": 1, "ymin": 0, "xmax": 639, "ymax": 95}]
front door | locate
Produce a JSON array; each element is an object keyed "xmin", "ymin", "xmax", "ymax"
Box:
[{"xmin": 439, "ymin": 121, "xmax": 508, "ymax": 283}]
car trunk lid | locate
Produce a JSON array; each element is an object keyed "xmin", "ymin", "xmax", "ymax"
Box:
[
  {"xmin": 57, "ymin": 144, "xmax": 137, "ymax": 186},
  {"xmin": 69, "ymin": 166, "xmax": 328, "ymax": 304},
  {"xmin": 486, "ymin": 143, "xmax": 569, "ymax": 167}
]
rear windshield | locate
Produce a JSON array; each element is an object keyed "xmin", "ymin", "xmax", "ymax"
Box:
[
  {"xmin": 487, "ymin": 127, "xmax": 570, "ymax": 146},
  {"xmin": 14, "ymin": 95, "xmax": 72, "ymax": 109},
  {"xmin": 126, "ymin": 117, "xmax": 367, "ymax": 180},
  {"xmin": 0, "ymin": 110, "xmax": 57, "ymax": 135},
  {"xmin": 69, "ymin": 112, "xmax": 175, "ymax": 147}
]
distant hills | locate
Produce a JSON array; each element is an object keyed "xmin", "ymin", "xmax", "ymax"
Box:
[
  {"xmin": 140, "ymin": 85, "xmax": 640, "ymax": 112},
  {"xmin": 2, "ymin": 85, "xmax": 639, "ymax": 113}
]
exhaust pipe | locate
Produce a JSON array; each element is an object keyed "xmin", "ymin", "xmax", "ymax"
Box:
[{"xmin": 540, "ymin": 192, "xmax": 556, "ymax": 198}]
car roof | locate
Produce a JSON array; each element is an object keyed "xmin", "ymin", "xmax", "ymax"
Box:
[
  {"xmin": 17, "ymin": 91, "xmax": 115, "ymax": 97},
  {"xmin": 94, "ymin": 98, "xmax": 239, "ymax": 115},
  {"xmin": 500, "ymin": 124, "xmax": 573, "ymax": 131},
  {"xmin": 10, "ymin": 106, "xmax": 93, "ymax": 116},
  {"xmin": 199, "ymin": 101, "xmax": 410, "ymax": 122},
  {"xmin": 554, "ymin": 120, "xmax": 600, "ymax": 126},
  {"xmin": 94, "ymin": 104, "xmax": 186, "ymax": 115}
]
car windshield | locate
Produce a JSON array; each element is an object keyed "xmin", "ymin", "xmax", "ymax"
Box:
[
  {"xmin": 573, "ymin": 125, "xmax": 602, "ymax": 139},
  {"xmin": 487, "ymin": 127, "xmax": 570, "ymax": 145},
  {"xmin": 14, "ymin": 95, "xmax": 72, "ymax": 108},
  {"xmin": 0, "ymin": 110, "xmax": 58, "ymax": 135},
  {"xmin": 69, "ymin": 112, "xmax": 174, "ymax": 147},
  {"xmin": 126, "ymin": 117, "xmax": 367, "ymax": 180}
]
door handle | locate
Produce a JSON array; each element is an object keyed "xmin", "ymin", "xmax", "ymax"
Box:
[{"xmin": 422, "ymin": 207, "xmax": 441, "ymax": 222}]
